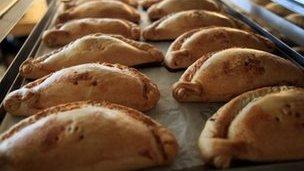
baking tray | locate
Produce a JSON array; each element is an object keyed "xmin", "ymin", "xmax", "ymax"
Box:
[
  {"xmin": 225, "ymin": 0, "xmax": 304, "ymax": 46},
  {"xmin": 273, "ymin": 0, "xmax": 304, "ymax": 15},
  {"xmin": 1, "ymin": 0, "xmax": 304, "ymax": 170}
]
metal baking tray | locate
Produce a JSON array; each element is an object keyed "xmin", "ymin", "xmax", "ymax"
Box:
[
  {"xmin": 1, "ymin": 0, "xmax": 304, "ymax": 170},
  {"xmin": 225, "ymin": 0, "xmax": 304, "ymax": 46},
  {"xmin": 274, "ymin": 0, "xmax": 304, "ymax": 15}
]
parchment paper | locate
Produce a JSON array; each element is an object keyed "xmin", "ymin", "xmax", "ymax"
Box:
[{"xmin": 0, "ymin": 5, "xmax": 224, "ymax": 170}]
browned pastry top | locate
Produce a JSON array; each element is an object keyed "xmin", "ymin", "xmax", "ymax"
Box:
[
  {"xmin": 56, "ymin": 0, "xmax": 140, "ymax": 24},
  {"xmin": 199, "ymin": 86, "xmax": 304, "ymax": 168},
  {"xmin": 0, "ymin": 101, "xmax": 178, "ymax": 171},
  {"xmin": 5, "ymin": 63, "xmax": 160, "ymax": 116},
  {"xmin": 21, "ymin": 34, "xmax": 164, "ymax": 79},
  {"xmin": 172, "ymin": 48, "xmax": 304, "ymax": 102}
]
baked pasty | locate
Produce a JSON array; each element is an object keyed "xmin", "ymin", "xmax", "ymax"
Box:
[
  {"xmin": 198, "ymin": 86, "xmax": 304, "ymax": 168},
  {"xmin": 43, "ymin": 18, "xmax": 140, "ymax": 47},
  {"xmin": 5, "ymin": 63, "xmax": 160, "ymax": 116},
  {"xmin": 21, "ymin": 34, "xmax": 164, "ymax": 79},
  {"xmin": 64, "ymin": 0, "xmax": 139, "ymax": 9},
  {"xmin": 165, "ymin": 27, "xmax": 275, "ymax": 69},
  {"xmin": 172, "ymin": 48, "xmax": 304, "ymax": 102},
  {"xmin": 286, "ymin": 14, "xmax": 304, "ymax": 28},
  {"xmin": 0, "ymin": 101, "xmax": 178, "ymax": 171},
  {"xmin": 56, "ymin": 1, "xmax": 140, "ymax": 24},
  {"xmin": 143, "ymin": 10, "xmax": 238, "ymax": 41},
  {"xmin": 140, "ymin": 0, "xmax": 163, "ymax": 10},
  {"xmin": 251, "ymin": 0, "xmax": 271, "ymax": 6},
  {"xmin": 265, "ymin": 3, "xmax": 293, "ymax": 17},
  {"xmin": 147, "ymin": 0, "xmax": 220, "ymax": 21}
]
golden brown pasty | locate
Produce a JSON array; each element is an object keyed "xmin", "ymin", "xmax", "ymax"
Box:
[
  {"xmin": 64, "ymin": 0, "xmax": 139, "ymax": 9},
  {"xmin": 251, "ymin": 0, "xmax": 271, "ymax": 6},
  {"xmin": 0, "ymin": 101, "xmax": 178, "ymax": 171},
  {"xmin": 147, "ymin": 0, "xmax": 220, "ymax": 21},
  {"xmin": 286, "ymin": 13, "xmax": 304, "ymax": 28},
  {"xmin": 265, "ymin": 3, "xmax": 293, "ymax": 17},
  {"xmin": 56, "ymin": 0, "xmax": 140, "ymax": 24},
  {"xmin": 172, "ymin": 48, "xmax": 304, "ymax": 102},
  {"xmin": 5, "ymin": 63, "xmax": 160, "ymax": 116},
  {"xmin": 198, "ymin": 86, "xmax": 304, "ymax": 168},
  {"xmin": 21, "ymin": 34, "xmax": 164, "ymax": 79},
  {"xmin": 140, "ymin": 0, "xmax": 163, "ymax": 10},
  {"xmin": 165, "ymin": 27, "xmax": 275, "ymax": 69},
  {"xmin": 43, "ymin": 18, "xmax": 140, "ymax": 47},
  {"xmin": 143, "ymin": 10, "xmax": 238, "ymax": 41}
]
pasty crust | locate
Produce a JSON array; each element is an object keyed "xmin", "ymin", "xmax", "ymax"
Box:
[
  {"xmin": 43, "ymin": 18, "xmax": 140, "ymax": 47},
  {"xmin": 140, "ymin": 0, "xmax": 163, "ymax": 10},
  {"xmin": 56, "ymin": 1, "xmax": 140, "ymax": 24},
  {"xmin": 252, "ymin": 0, "xmax": 271, "ymax": 6},
  {"xmin": 64, "ymin": 0, "xmax": 139, "ymax": 9},
  {"xmin": 147, "ymin": 0, "xmax": 220, "ymax": 21},
  {"xmin": 165, "ymin": 27, "xmax": 275, "ymax": 69},
  {"xmin": 286, "ymin": 14, "xmax": 304, "ymax": 28},
  {"xmin": 5, "ymin": 63, "xmax": 160, "ymax": 116},
  {"xmin": 0, "ymin": 101, "xmax": 178, "ymax": 171},
  {"xmin": 172, "ymin": 48, "xmax": 304, "ymax": 102},
  {"xmin": 265, "ymin": 3, "xmax": 293, "ymax": 17},
  {"xmin": 142, "ymin": 10, "xmax": 238, "ymax": 41},
  {"xmin": 198, "ymin": 86, "xmax": 304, "ymax": 168},
  {"xmin": 21, "ymin": 34, "xmax": 164, "ymax": 79}
]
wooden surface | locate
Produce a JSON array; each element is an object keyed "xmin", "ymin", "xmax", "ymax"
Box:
[{"xmin": 10, "ymin": 0, "xmax": 48, "ymax": 37}]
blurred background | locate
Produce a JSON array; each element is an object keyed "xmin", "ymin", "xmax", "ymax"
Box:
[{"xmin": 0, "ymin": 0, "xmax": 47, "ymax": 79}]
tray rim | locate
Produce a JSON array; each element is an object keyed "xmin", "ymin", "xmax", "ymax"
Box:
[{"xmin": 0, "ymin": 0, "xmax": 304, "ymax": 170}]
